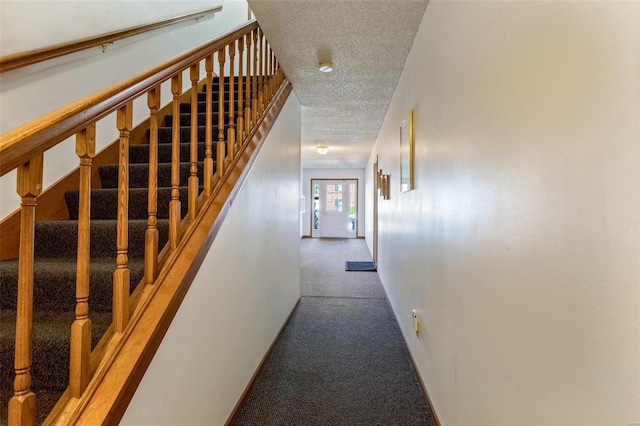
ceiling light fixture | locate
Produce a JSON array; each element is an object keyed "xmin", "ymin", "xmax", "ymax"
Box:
[
  {"xmin": 318, "ymin": 61, "xmax": 333, "ymax": 73},
  {"xmin": 316, "ymin": 144, "xmax": 329, "ymax": 155}
]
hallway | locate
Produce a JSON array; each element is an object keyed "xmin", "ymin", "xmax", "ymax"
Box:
[{"xmin": 234, "ymin": 238, "xmax": 435, "ymax": 425}]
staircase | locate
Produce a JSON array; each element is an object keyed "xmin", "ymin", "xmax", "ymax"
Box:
[{"xmin": 0, "ymin": 79, "xmax": 236, "ymax": 424}]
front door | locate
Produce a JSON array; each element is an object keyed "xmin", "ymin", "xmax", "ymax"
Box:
[{"xmin": 311, "ymin": 179, "xmax": 357, "ymax": 238}]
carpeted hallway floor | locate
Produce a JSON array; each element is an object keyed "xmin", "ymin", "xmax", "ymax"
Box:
[{"xmin": 234, "ymin": 238, "xmax": 436, "ymax": 425}]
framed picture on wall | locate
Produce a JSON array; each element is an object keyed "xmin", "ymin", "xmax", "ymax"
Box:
[{"xmin": 400, "ymin": 109, "xmax": 414, "ymax": 192}]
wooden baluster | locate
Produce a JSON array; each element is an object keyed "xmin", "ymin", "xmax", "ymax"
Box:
[
  {"xmin": 8, "ymin": 154, "xmax": 43, "ymax": 426},
  {"xmin": 227, "ymin": 41, "xmax": 236, "ymax": 161},
  {"xmin": 169, "ymin": 74, "xmax": 182, "ymax": 249},
  {"xmin": 257, "ymin": 29, "xmax": 264, "ymax": 117},
  {"xmin": 69, "ymin": 124, "xmax": 96, "ymax": 398},
  {"xmin": 264, "ymin": 41, "xmax": 270, "ymax": 105},
  {"xmin": 273, "ymin": 52, "xmax": 277, "ymax": 91},
  {"xmin": 252, "ymin": 29, "xmax": 258, "ymax": 127},
  {"xmin": 188, "ymin": 64, "xmax": 199, "ymax": 220},
  {"xmin": 237, "ymin": 36, "xmax": 245, "ymax": 147},
  {"xmin": 113, "ymin": 102, "xmax": 132, "ymax": 333},
  {"xmin": 245, "ymin": 32, "xmax": 252, "ymax": 137},
  {"xmin": 145, "ymin": 86, "xmax": 160, "ymax": 284},
  {"xmin": 273, "ymin": 51, "xmax": 277, "ymax": 89},
  {"xmin": 274, "ymin": 53, "xmax": 279, "ymax": 94},
  {"xmin": 217, "ymin": 47, "xmax": 226, "ymax": 178},
  {"xmin": 204, "ymin": 55, "xmax": 214, "ymax": 196},
  {"xmin": 267, "ymin": 44, "xmax": 273, "ymax": 102}
]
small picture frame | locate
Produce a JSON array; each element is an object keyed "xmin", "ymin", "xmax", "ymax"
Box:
[
  {"xmin": 377, "ymin": 169, "xmax": 390, "ymax": 200},
  {"xmin": 400, "ymin": 110, "xmax": 414, "ymax": 192}
]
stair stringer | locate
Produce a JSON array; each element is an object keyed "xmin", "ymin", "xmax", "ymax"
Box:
[{"xmin": 44, "ymin": 80, "xmax": 292, "ymax": 426}]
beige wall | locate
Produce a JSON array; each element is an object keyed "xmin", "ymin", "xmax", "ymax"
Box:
[
  {"xmin": 121, "ymin": 92, "xmax": 301, "ymax": 425},
  {"xmin": 367, "ymin": 1, "xmax": 639, "ymax": 424}
]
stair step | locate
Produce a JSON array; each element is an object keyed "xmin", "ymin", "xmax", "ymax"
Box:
[
  {"xmin": 180, "ymin": 102, "xmax": 240, "ymax": 114},
  {"xmin": 197, "ymin": 91, "xmax": 238, "ymax": 102},
  {"xmin": 198, "ymin": 81, "xmax": 246, "ymax": 93},
  {"xmin": 0, "ymin": 258, "xmax": 144, "ymax": 312},
  {"xmin": 0, "ymin": 310, "xmax": 112, "ymax": 393},
  {"xmin": 65, "ymin": 187, "xmax": 191, "ymax": 220},
  {"xmin": 0, "ymin": 74, "xmax": 255, "ymax": 424},
  {"xmin": 34, "ymin": 219, "xmax": 170, "ymax": 259},
  {"xmin": 180, "ymin": 99, "xmax": 247, "ymax": 114},
  {"xmin": 164, "ymin": 112, "xmax": 241, "ymax": 127},
  {"xmin": 98, "ymin": 161, "xmax": 211, "ymax": 189},
  {"xmin": 154, "ymin": 126, "xmax": 231, "ymax": 144},
  {"xmin": 129, "ymin": 142, "xmax": 213, "ymax": 164}
]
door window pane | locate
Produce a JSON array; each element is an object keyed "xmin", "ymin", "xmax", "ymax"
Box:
[
  {"xmin": 313, "ymin": 184, "xmax": 320, "ymax": 230},
  {"xmin": 325, "ymin": 184, "xmax": 343, "ymax": 212},
  {"xmin": 349, "ymin": 183, "xmax": 356, "ymax": 231}
]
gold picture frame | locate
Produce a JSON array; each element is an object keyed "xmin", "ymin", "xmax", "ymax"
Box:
[{"xmin": 400, "ymin": 110, "xmax": 414, "ymax": 192}]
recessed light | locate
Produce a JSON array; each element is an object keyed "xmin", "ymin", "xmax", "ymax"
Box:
[
  {"xmin": 316, "ymin": 144, "xmax": 329, "ymax": 155},
  {"xmin": 318, "ymin": 61, "xmax": 333, "ymax": 73}
]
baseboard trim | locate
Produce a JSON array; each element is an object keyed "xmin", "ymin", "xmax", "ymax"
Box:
[
  {"xmin": 379, "ymin": 284, "xmax": 442, "ymax": 426},
  {"xmin": 225, "ymin": 297, "xmax": 301, "ymax": 425}
]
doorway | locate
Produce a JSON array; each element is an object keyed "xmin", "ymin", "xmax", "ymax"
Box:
[{"xmin": 311, "ymin": 179, "xmax": 358, "ymax": 238}]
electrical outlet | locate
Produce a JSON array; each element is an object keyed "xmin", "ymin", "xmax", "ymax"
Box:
[{"xmin": 412, "ymin": 309, "xmax": 419, "ymax": 333}]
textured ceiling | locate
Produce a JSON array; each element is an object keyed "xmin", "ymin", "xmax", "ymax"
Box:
[{"xmin": 248, "ymin": 0, "xmax": 428, "ymax": 169}]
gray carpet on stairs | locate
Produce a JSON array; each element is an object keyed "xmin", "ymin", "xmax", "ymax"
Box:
[
  {"xmin": 234, "ymin": 238, "xmax": 435, "ymax": 425},
  {"xmin": 0, "ymin": 79, "xmax": 230, "ymax": 425}
]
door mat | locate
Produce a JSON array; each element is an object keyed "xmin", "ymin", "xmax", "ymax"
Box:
[{"xmin": 345, "ymin": 261, "xmax": 377, "ymax": 272}]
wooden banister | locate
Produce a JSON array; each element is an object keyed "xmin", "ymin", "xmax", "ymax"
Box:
[
  {"xmin": 0, "ymin": 6, "xmax": 223, "ymax": 73},
  {"xmin": 1, "ymin": 18, "xmax": 287, "ymax": 424},
  {"xmin": 0, "ymin": 20, "xmax": 259, "ymax": 178}
]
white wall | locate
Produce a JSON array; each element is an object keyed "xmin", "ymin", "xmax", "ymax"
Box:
[
  {"xmin": 301, "ymin": 168, "xmax": 366, "ymax": 238},
  {"xmin": 367, "ymin": 2, "xmax": 639, "ymax": 425},
  {"xmin": 0, "ymin": 0, "xmax": 249, "ymax": 217},
  {"xmin": 121, "ymin": 92, "xmax": 301, "ymax": 425}
]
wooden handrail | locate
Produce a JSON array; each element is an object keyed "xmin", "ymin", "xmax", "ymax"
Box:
[
  {"xmin": 0, "ymin": 6, "xmax": 223, "ymax": 73},
  {"xmin": 0, "ymin": 20, "xmax": 259, "ymax": 177}
]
